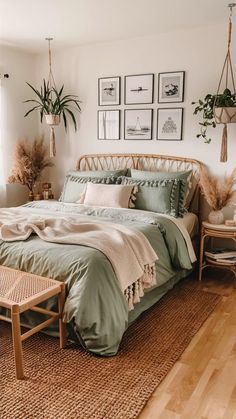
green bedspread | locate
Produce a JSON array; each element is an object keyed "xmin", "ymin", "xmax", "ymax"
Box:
[{"xmin": 0, "ymin": 201, "xmax": 193, "ymax": 355}]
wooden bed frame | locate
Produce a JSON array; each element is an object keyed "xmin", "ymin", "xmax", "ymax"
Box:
[{"xmin": 77, "ymin": 153, "xmax": 203, "ymax": 217}]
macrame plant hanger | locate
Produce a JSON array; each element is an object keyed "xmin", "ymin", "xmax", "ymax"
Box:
[
  {"xmin": 214, "ymin": 3, "xmax": 236, "ymax": 162},
  {"xmin": 45, "ymin": 37, "xmax": 60, "ymax": 158}
]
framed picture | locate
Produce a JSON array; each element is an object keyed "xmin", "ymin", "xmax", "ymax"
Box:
[
  {"xmin": 157, "ymin": 108, "xmax": 183, "ymax": 141},
  {"xmin": 125, "ymin": 74, "xmax": 154, "ymax": 104},
  {"xmin": 158, "ymin": 71, "xmax": 185, "ymax": 103},
  {"xmin": 124, "ymin": 109, "xmax": 153, "ymax": 140},
  {"xmin": 98, "ymin": 76, "xmax": 121, "ymax": 106},
  {"xmin": 98, "ymin": 110, "xmax": 120, "ymax": 140}
]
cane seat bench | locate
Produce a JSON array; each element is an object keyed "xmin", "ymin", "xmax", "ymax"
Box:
[{"xmin": 0, "ymin": 265, "xmax": 66, "ymax": 379}]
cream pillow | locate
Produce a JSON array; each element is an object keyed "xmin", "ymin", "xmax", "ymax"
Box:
[{"xmin": 79, "ymin": 182, "xmax": 136, "ymax": 208}]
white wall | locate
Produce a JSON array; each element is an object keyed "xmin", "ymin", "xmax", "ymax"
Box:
[
  {"xmin": 0, "ymin": 46, "xmax": 38, "ymax": 206},
  {"xmin": 35, "ymin": 23, "xmax": 236, "ymax": 211}
]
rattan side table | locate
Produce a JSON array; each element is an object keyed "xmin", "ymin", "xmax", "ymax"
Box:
[
  {"xmin": 198, "ymin": 221, "xmax": 236, "ymax": 286},
  {"xmin": 0, "ymin": 266, "xmax": 66, "ymax": 379}
]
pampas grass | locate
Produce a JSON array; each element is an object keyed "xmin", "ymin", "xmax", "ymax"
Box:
[
  {"xmin": 8, "ymin": 136, "xmax": 53, "ymax": 192},
  {"xmin": 199, "ymin": 166, "xmax": 236, "ymax": 210}
]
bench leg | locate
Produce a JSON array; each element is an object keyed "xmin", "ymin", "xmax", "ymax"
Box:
[
  {"xmin": 11, "ymin": 305, "xmax": 24, "ymax": 379},
  {"xmin": 58, "ymin": 283, "xmax": 66, "ymax": 349}
]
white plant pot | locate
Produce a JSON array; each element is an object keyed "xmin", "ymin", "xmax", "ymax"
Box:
[
  {"xmin": 208, "ymin": 210, "xmax": 224, "ymax": 225},
  {"xmin": 214, "ymin": 107, "xmax": 236, "ymax": 124},
  {"xmin": 45, "ymin": 114, "xmax": 60, "ymax": 126}
]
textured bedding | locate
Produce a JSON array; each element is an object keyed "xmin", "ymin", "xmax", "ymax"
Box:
[{"xmin": 0, "ymin": 201, "xmax": 195, "ymax": 356}]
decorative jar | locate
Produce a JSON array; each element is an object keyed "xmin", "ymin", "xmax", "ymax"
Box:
[{"xmin": 208, "ymin": 210, "xmax": 224, "ymax": 225}]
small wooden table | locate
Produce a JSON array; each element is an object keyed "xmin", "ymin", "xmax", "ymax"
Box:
[
  {"xmin": 199, "ymin": 221, "xmax": 236, "ymax": 286},
  {"xmin": 0, "ymin": 266, "xmax": 66, "ymax": 379}
]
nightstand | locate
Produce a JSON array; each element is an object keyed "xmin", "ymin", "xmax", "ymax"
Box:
[{"xmin": 199, "ymin": 221, "xmax": 236, "ymax": 286}]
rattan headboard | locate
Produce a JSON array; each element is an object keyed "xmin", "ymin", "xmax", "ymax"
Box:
[{"xmin": 76, "ymin": 153, "xmax": 203, "ymax": 216}]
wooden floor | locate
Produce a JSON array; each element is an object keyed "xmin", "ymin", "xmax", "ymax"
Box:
[{"xmin": 139, "ymin": 270, "xmax": 236, "ymax": 419}]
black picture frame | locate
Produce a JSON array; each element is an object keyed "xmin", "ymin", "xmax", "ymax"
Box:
[
  {"xmin": 124, "ymin": 73, "xmax": 154, "ymax": 105},
  {"xmin": 158, "ymin": 71, "xmax": 185, "ymax": 103},
  {"xmin": 157, "ymin": 108, "xmax": 183, "ymax": 141},
  {"xmin": 97, "ymin": 110, "xmax": 120, "ymax": 140},
  {"xmin": 124, "ymin": 109, "xmax": 153, "ymax": 140},
  {"xmin": 98, "ymin": 76, "xmax": 121, "ymax": 106}
]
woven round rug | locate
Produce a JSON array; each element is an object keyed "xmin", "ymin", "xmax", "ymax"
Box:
[{"xmin": 0, "ymin": 284, "xmax": 221, "ymax": 419}]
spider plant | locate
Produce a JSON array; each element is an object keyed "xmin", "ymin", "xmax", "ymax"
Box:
[{"xmin": 24, "ymin": 79, "xmax": 81, "ymax": 131}]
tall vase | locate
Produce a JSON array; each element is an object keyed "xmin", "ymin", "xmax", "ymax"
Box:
[{"xmin": 208, "ymin": 209, "xmax": 224, "ymax": 225}]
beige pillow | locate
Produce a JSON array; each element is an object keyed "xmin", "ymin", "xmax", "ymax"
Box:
[{"xmin": 79, "ymin": 182, "xmax": 136, "ymax": 208}]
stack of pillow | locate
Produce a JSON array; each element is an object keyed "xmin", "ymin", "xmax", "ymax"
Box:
[{"xmin": 59, "ymin": 168, "xmax": 193, "ymax": 218}]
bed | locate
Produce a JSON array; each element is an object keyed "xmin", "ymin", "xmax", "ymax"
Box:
[{"xmin": 0, "ymin": 153, "xmax": 202, "ymax": 356}]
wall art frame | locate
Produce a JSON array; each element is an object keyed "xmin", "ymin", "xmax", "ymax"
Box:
[
  {"xmin": 98, "ymin": 76, "xmax": 121, "ymax": 106},
  {"xmin": 124, "ymin": 73, "xmax": 154, "ymax": 105},
  {"xmin": 158, "ymin": 71, "xmax": 185, "ymax": 103},
  {"xmin": 97, "ymin": 110, "xmax": 120, "ymax": 140},
  {"xmin": 157, "ymin": 108, "xmax": 183, "ymax": 141},
  {"xmin": 124, "ymin": 109, "xmax": 153, "ymax": 140}
]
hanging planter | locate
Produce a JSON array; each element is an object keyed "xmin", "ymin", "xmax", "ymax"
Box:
[
  {"xmin": 45, "ymin": 114, "xmax": 61, "ymax": 126},
  {"xmin": 192, "ymin": 4, "xmax": 236, "ymax": 162},
  {"xmin": 214, "ymin": 107, "xmax": 236, "ymax": 124},
  {"xmin": 213, "ymin": 4, "xmax": 236, "ymax": 162},
  {"xmin": 45, "ymin": 114, "xmax": 61, "ymax": 157},
  {"xmin": 24, "ymin": 38, "xmax": 81, "ymax": 158}
]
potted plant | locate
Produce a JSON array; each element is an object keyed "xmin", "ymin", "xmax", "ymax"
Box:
[
  {"xmin": 199, "ymin": 165, "xmax": 236, "ymax": 224},
  {"xmin": 8, "ymin": 136, "xmax": 54, "ymax": 200},
  {"xmin": 24, "ymin": 80, "xmax": 81, "ymax": 131},
  {"xmin": 192, "ymin": 88, "xmax": 236, "ymax": 143}
]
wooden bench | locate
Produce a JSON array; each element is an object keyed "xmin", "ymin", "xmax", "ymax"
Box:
[{"xmin": 0, "ymin": 266, "xmax": 66, "ymax": 379}]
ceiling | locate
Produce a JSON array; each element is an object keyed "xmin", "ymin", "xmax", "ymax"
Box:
[{"xmin": 0, "ymin": 0, "xmax": 232, "ymax": 53}]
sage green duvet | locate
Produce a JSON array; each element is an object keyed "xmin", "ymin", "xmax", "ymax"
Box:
[{"xmin": 0, "ymin": 201, "xmax": 193, "ymax": 356}]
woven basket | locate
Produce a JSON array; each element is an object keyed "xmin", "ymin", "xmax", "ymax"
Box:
[
  {"xmin": 214, "ymin": 106, "xmax": 236, "ymax": 124},
  {"xmin": 45, "ymin": 114, "xmax": 60, "ymax": 126}
]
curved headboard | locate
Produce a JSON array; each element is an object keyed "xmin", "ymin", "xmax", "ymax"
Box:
[{"xmin": 76, "ymin": 153, "xmax": 203, "ymax": 216}]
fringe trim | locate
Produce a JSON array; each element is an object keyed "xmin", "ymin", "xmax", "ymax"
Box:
[
  {"xmin": 178, "ymin": 179, "xmax": 188, "ymax": 217},
  {"xmin": 124, "ymin": 263, "xmax": 156, "ymax": 311},
  {"xmin": 129, "ymin": 184, "xmax": 139, "ymax": 208}
]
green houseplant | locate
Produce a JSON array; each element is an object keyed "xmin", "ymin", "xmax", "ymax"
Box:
[
  {"xmin": 192, "ymin": 88, "xmax": 236, "ymax": 143},
  {"xmin": 24, "ymin": 80, "xmax": 81, "ymax": 131}
]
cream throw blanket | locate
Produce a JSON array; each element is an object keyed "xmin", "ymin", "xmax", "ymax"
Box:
[{"xmin": 0, "ymin": 210, "xmax": 158, "ymax": 310}]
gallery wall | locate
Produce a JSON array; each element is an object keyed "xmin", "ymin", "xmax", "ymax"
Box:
[{"xmin": 35, "ymin": 23, "xmax": 236, "ymax": 214}]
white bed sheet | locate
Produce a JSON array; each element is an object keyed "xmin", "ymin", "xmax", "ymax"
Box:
[{"xmin": 181, "ymin": 212, "xmax": 199, "ymax": 238}]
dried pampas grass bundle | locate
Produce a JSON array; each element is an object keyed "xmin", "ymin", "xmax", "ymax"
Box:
[
  {"xmin": 8, "ymin": 136, "xmax": 54, "ymax": 192},
  {"xmin": 199, "ymin": 166, "xmax": 236, "ymax": 210}
]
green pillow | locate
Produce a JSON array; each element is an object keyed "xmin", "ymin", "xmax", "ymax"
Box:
[
  {"xmin": 118, "ymin": 176, "xmax": 185, "ymax": 217},
  {"xmin": 69, "ymin": 169, "xmax": 128, "ymax": 178},
  {"xmin": 60, "ymin": 175, "xmax": 116, "ymax": 203},
  {"xmin": 131, "ymin": 169, "xmax": 192, "ymax": 215}
]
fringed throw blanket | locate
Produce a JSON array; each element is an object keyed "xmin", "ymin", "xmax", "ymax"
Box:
[{"xmin": 0, "ymin": 210, "xmax": 158, "ymax": 310}]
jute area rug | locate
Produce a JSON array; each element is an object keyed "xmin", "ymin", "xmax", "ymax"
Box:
[{"xmin": 0, "ymin": 283, "xmax": 221, "ymax": 419}]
